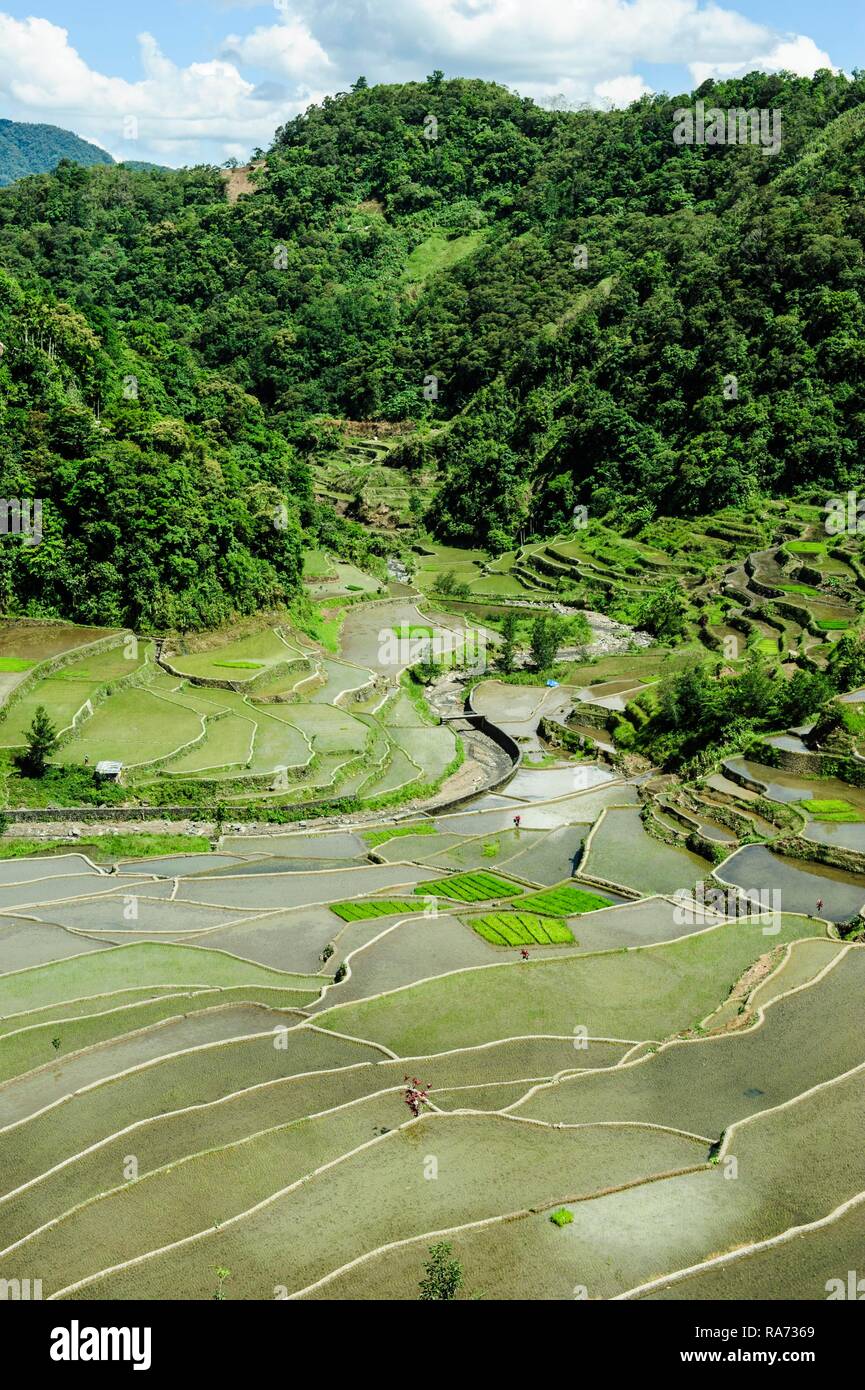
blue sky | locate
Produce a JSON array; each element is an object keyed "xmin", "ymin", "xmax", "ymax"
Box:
[{"xmin": 0, "ymin": 1, "xmax": 859, "ymax": 166}]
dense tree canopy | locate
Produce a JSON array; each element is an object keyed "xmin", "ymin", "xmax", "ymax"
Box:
[{"xmin": 0, "ymin": 70, "xmax": 863, "ymax": 620}]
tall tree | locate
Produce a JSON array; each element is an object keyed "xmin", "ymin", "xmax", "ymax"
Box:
[
  {"xmin": 497, "ymin": 610, "xmax": 519, "ymax": 673},
  {"xmin": 23, "ymin": 705, "xmax": 58, "ymax": 777}
]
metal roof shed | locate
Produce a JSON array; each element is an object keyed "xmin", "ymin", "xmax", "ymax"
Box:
[{"xmin": 94, "ymin": 760, "xmax": 123, "ymax": 780}]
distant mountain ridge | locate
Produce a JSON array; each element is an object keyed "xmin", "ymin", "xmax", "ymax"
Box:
[{"xmin": 0, "ymin": 118, "xmax": 114, "ymax": 186}]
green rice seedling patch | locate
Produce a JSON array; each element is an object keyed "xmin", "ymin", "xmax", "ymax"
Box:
[
  {"xmin": 329, "ymin": 898, "xmax": 428, "ymax": 921},
  {"xmin": 414, "ymin": 870, "xmax": 525, "ymax": 903},
  {"xmin": 362, "ymin": 824, "xmax": 438, "ymax": 848},
  {"xmin": 391, "ymin": 624, "xmax": 435, "ymax": 640},
  {"xmin": 802, "ymin": 798, "xmax": 863, "ymax": 822},
  {"xmin": 521, "ymin": 883, "xmax": 613, "ymax": 916},
  {"xmin": 549, "ymin": 1208, "xmax": 574, "ymax": 1228},
  {"xmin": 815, "ymin": 619, "xmax": 849, "ymax": 630},
  {"xmin": 0, "ymin": 657, "xmax": 34, "ymax": 672},
  {"xmin": 471, "ymin": 913, "xmax": 575, "ymax": 946}
]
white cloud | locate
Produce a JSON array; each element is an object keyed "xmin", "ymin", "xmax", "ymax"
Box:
[
  {"xmin": 594, "ymin": 74, "xmax": 654, "ymax": 107},
  {"xmin": 221, "ymin": 3, "xmax": 835, "ymax": 112},
  {"xmin": 0, "ymin": 5, "xmax": 837, "ymax": 168},
  {"xmin": 0, "ymin": 13, "xmax": 313, "ymax": 166},
  {"xmin": 690, "ymin": 34, "xmax": 833, "ymax": 86},
  {"xmin": 221, "ymin": 15, "xmax": 332, "ymax": 81}
]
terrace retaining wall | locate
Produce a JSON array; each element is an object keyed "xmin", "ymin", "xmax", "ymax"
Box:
[
  {"xmin": 0, "ymin": 629, "xmax": 134, "ymax": 726},
  {"xmin": 772, "ymin": 834, "xmax": 865, "ymax": 877},
  {"xmin": 3, "ymin": 682, "xmax": 522, "ymax": 825},
  {"xmin": 752, "ymin": 740, "xmax": 865, "ymax": 788}
]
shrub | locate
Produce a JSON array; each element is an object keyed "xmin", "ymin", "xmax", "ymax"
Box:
[{"xmin": 549, "ymin": 1209, "xmax": 574, "ymax": 1228}]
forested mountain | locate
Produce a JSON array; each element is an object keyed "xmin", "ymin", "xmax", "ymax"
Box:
[
  {"xmin": 0, "ymin": 119, "xmax": 114, "ymax": 187},
  {"xmin": 0, "ymin": 71, "xmax": 863, "ymax": 625}
]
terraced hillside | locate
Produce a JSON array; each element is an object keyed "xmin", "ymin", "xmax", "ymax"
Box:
[
  {"xmin": 0, "ymin": 603, "xmax": 473, "ymax": 813},
  {"xmin": 0, "ymin": 740, "xmax": 861, "ymax": 1303},
  {"xmin": 410, "ymin": 499, "xmax": 865, "ymax": 658},
  {"xmin": 2, "ymin": 494, "xmax": 865, "ymax": 1301}
]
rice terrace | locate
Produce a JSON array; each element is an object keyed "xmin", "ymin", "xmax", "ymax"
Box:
[{"xmin": 1, "ymin": 46, "xmax": 865, "ymax": 1324}]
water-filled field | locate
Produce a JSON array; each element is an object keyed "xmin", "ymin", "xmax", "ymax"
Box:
[
  {"xmin": 0, "ymin": 615, "xmax": 461, "ymax": 807},
  {"xmin": 1, "ymin": 599, "xmax": 864, "ymax": 1303},
  {"xmin": 717, "ymin": 844, "xmax": 865, "ymax": 922},
  {"xmin": 0, "ymin": 736, "xmax": 860, "ymax": 1302}
]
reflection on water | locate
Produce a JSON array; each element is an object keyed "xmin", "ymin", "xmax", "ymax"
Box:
[
  {"xmin": 724, "ymin": 757, "xmax": 813, "ymax": 803},
  {"xmin": 763, "ymin": 734, "xmax": 810, "ymax": 754},
  {"xmin": 503, "ymin": 765, "xmax": 615, "ymax": 801},
  {"xmin": 803, "ymin": 820, "xmax": 865, "ymax": 853},
  {"xmin": 717, "ymin": 844, "xmax": 865, "ymax": 922}
]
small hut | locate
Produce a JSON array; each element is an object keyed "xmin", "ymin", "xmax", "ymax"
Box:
[{"xmin": 94, "ymin": 760, "xmax": 123, "ymax": 783}]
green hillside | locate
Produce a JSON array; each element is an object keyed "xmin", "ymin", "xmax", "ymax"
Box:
[
  {"xmin": 0, "ymin": 119, "xmax": 114, "ymax": 187},
  {"xmin": 0, "ymin": 72, "xmax": 863, "ymax": 625}
]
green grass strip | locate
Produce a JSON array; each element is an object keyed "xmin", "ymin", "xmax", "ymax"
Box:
[
  {"xmin": 802, "ymin": 798, "xmax": 863, "ymax": 823},
  {"xmin": 414, "ymin": 870, "xmax": 525, "ymax": 903},
  {"xmin": 469, "ymin": 913, "xmax": 575, "ymax": 946},
  {"xmin": 521, "ymin": 883, "xmax": 613, "ymax": 917},
  {"xmin": 361, "ymin": 823, "xmax": 438, "ymax": 849},
  {"xmin": 329, "ymin": 899, "xmax": 428, "ymax": 921}
]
